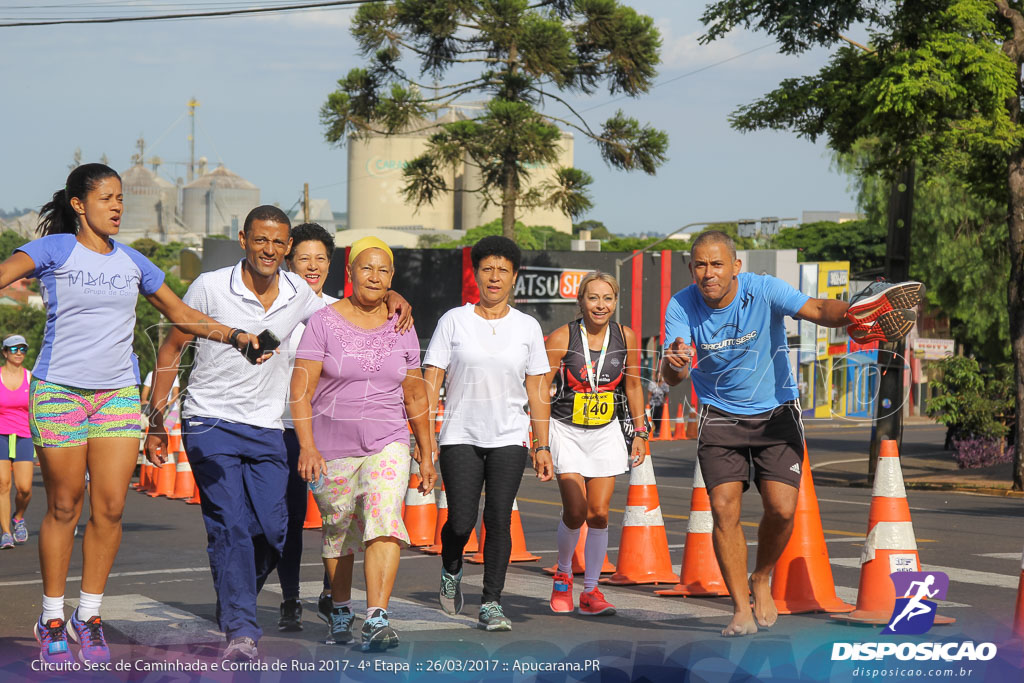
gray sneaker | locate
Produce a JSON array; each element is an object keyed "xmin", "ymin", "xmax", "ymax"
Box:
[
  {"xmin": 439, "ymin": 567, "xmax": 464, "ymax": 615},
  {"xmin": 478, "ymin": 602, "xmax": 511, "ymax": 631},
  {"xmin": 222, "ymin": 636, "xmax": 258, "ymax": 661},
  {"xmin": 326, "ymin": 606, "xmax": 354, "ymax": 645},
  {"xmin": 360, "ymin": 608, "xmax": 399, "ymax": 652},
  {"xmin": 0, "ymin": 532, "xmax": 13, "ymax": 549},
  {"xmin": 12, "ymin": 518, "xmax": 27, "ymax": 544}
]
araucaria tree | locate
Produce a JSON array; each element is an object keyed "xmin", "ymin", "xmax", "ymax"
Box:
[
  {"xmin": 320, "ymin": 0, "xmax": 669, "ymax": 239},
  {"xmin": 700, "ymin": 0, "xmax": 1024, "ymax": 489}
]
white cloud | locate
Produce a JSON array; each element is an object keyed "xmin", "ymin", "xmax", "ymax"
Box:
[{"xmin": 655, "ymin": 18, "xmax": 802, "ymax": 73}]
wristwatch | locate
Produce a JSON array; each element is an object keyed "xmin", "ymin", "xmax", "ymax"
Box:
[
  {"xmin": 534, "ymin": 445, "xmax": 551, "ymax": 454},
  {"xmin": 634, "ymin": 430, "xmax": 650, "ymax": 440},
  {"xmin": 228, "ymin": 328, "xmax": 244, "ymax": 350}
]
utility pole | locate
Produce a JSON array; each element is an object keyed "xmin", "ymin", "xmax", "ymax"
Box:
[
  {"xmin": 303, "ymin": 183, "xmax": 310, "ymax": 223},
  {"xmin": 868, "ymin": 164, "xmax": 914, "ymax": 479},
  {"xmin": 187, "ymin": 97, "xmax": 200, "ymax": 182}
]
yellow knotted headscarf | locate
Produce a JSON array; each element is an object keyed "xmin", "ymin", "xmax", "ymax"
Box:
[{"xmin": 348, "ymin": 236, "xmax": 393, "ymax": 265}]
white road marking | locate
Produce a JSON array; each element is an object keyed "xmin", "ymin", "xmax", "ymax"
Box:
[
  {"xmin": 65, "ymin": 595, "xmax": 222, "ymax": 645},
  {"xmin": 830, "ymin": 558, "xmax": 1018, "ymax": 590},
  {"xmin": 811, "ymin": 457, "xmax": 867, "ymax": 470},
  {"xmin": 976, "ymin": 553, "xmax": 1022, "ymax": 561},
  {"xmin": 830, "ymin": 585, "xmax": 970, "ymax": 609},
  {"xmin": 461, "ymin": 572, "xmax": 732, "ymax": 622},
  {"xmin": 263, "ymin": 580, "xmax": 478, "ymax": 631}
]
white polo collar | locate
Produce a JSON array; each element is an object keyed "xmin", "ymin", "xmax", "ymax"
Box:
[{"xmin": 228, "ymin": 259, "xmax": 299, "ymax": 312}]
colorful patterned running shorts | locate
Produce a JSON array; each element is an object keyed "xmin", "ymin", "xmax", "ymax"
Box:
[
  {"xmin": 30, "ymin": 379, "xmax": 142, "ymax": 448},
  {"xmin": 313, "ymin": 441, "xmax": 411, "ymax": 558}
]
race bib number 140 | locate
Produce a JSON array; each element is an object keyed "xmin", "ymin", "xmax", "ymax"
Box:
[{"xmin": 571, "ymin": 392, "xmax": 614, "ymax": 427}]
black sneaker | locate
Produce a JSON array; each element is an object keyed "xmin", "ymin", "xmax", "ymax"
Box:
[
  {"xmin": 317, "ymin": 592, "xmax": 332, "ymax": 626},
  {"xmin": 478, "ymin": 601, "xmax": 511, "ymax": 631},
  {"xmin": 327, "ymin": 606, "xmax": 354, "ymax": 645},
  {"xmin": 439, "ymin": 567, "xmax": 464, "ymax": 615},
  {"xmin": 278, "ymin": 598, "xmax": 303, "ymax": 632},
  {"xmin": 360, "ymin": 608, "xmax": 399, "ymax": 652}
]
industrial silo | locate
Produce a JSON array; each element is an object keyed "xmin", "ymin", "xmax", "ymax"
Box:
[
  {"xmin": 347, "ymin": 114, "xmax": 456, "ymax": 232},
  {"xmin": 182, "ymin": 163, "xmax": 260, "ymax": 236},
  {"xmin": 121, "ymin": 164, "xmax": 168, "ymax": 241},
  {"xmin": 459, "ymin": 131, "xmax": 574, "ymax": 233}
]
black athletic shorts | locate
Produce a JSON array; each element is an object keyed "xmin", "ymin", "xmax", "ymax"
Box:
[{"xmin": 696, "ymin": 400, "xmax": 804, "ymax": 492}]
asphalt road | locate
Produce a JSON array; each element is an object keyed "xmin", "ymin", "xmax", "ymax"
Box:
[{"xmin": 1, "ymin": 422, "xmax": 1023, "ymax": 682}]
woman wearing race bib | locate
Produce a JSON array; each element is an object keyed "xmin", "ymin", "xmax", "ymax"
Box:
[
  {"xmin": 542, "ymin": 272, "xmax": 647, "ymax": 616},
  {"xmin": 423, "ymin": 235, "xmax": 553, "ymax": 632}
]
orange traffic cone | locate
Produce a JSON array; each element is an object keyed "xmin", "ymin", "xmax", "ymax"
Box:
[
  {"xmin": 604, "ymin": 445, "xmax": 678, "ymax": 585},
  {"xmin": 186, "ymin": 485, "xmax": 201, "ymax": 505},
  {"xmin": 303, "ymin": 489, "xmax": 322, "ymax": 529},
  {"xmin": 544, "ymin": 521, "xmax": 615, "ymax": 575},
  {"xmin": 832, "ymin": 440, "xmax": 954, "ymax": 625},
  {"xmin": 771, "ymin": 445, "xmax": 854, "ymax": 613},
  {"xmin": 656, "ymin": 403, "xmax": 672, "ymax": 441},
  {"xmin": 656, "ymin": 459, "xmax": 727, "ymax": 596},
  {"xmin": 1013, "ymin": 544, "xmax": 1024, "ymax": 639},
  {"xmin": 148, "ymin": 453, "xmax": 176, "ymax": 498},
  {"xmin": 170, "ymin": 451, "xmax": 196, "ymax": 500},
  {"xmin": 402, "ymin": 473, "xmax": 437, "ymax": 547},
  {"xmin": 672, "ymin": 405, "xmax": 688, "ymax": 440},
  {"xmin": 464, "ymin": 527, "xmax": 479, "ymax": 554},
  {"xmin": 422, "ymin": 483, "xmax": 449, "ymax": 555},
  {"xmin": 467, "ymin": 499, "xmax": 539, "ymax": 564},
  {"xmin": 136, "ymin": 459, "xmax": 152, "ymax": 492},
  {"xmin": 685, "ymin": 401, "xmax": 698, "ymax": 439},
  {"xmin": 434, "ymin": 402, "xmax": 444, "ymax": 435}
]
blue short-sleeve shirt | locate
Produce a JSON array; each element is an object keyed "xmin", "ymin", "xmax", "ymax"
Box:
[
  {"xmin": 16, "ymin": 234, "xmax": 166, "ymax": 389},
  {"xmin": 663, "ymin": 272, "xmax": 809, "ymax": 415}
]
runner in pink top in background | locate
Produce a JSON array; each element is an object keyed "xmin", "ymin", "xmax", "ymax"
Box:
[{"xmin": 0, "ymin": 334, "xmax": 32, "ymax": 551}]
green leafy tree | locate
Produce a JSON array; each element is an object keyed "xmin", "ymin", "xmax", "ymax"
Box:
[
  {"xmin": 699, "ymin": 0, "xmax": 1024, "ymax": 488},
  {"xmin": 431, "ymin": 218, "xmax": 572, "ymax": 250},
  {"xmin": 573, "ymin": 219, "xmax": 613, "ymax": 240},
  {"xmin": 320, "ymin": 0, "xmax": 669, "ymax": 241},
  {"xmin": 769, "ymin": 220, "xmax": 886, "ymax": 276},
  {"xmin": 0, "ymin": 230, "xmax": 29, "ymax": 261},
  {"xmin": 0, "ymin": 304, "xmax": 46, "ymax": 368}
]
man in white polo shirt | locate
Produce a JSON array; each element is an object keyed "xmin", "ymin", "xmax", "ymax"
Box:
[{"xmin": 145, "ymin": 206, "xmax": 409, "ymax": 660}]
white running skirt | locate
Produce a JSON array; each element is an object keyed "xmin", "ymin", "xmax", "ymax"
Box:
[{"xmin": 550, "ymin": 417, "xmax": 629, "ymax": 478}]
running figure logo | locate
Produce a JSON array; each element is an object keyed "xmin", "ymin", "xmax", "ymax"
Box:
[{"xmin": 882, "ymin": 571, "xmax": 950, "ymax": 635}]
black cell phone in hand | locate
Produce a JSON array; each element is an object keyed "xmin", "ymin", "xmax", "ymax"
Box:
[{"xmin": 242, "ymin": 329, "xmax": 281, "ymax": 364}]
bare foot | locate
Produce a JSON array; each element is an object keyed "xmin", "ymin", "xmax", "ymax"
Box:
[
  {"xmin": 721, "ymin": 611, "xmax": 758, "ymax": 637},
  {"xmin": 750, "ymin": 574, "xmax": 777, "ymax": 628}
]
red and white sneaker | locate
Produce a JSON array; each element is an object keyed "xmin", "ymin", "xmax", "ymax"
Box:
[
  {"xmin": 578, "ymin": 588, "xmax": 615, "ymax": 616},
  {"xmin": 550, "ymin": 572, "xmax": 574, "ymax": 613},
  {"xmin": 846, "ymin": 281, "xmax": 925, "ymax": 326},
  {"xmin": 848, "ymin": 309, "xmax": 917, "ymax": 343}
]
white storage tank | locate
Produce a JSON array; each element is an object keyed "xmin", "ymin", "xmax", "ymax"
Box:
[
  {"xmin": 121, "ymin": 164, "xmax": 178, "ymax": 241},
  {"xmin": 182, "ymin": 163, "xmax": 260, "ymax": 236}
]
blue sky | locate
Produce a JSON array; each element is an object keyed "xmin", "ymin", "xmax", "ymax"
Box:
[{"xmin": 0, "ymin": 1, "xmax": 857, "ymax": 235}]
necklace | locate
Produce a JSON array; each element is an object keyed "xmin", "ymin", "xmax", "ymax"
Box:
[{"xmin": 476, "ymin": 304, "xmax": 509, "ymax": 335}]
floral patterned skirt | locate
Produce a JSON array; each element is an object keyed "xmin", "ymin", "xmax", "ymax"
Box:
[{"xmin": 313, "ymin": 441, "xmax": 411, "ymax": 557}]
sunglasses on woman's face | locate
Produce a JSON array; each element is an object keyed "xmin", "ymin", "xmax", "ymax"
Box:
[{"xmin": 5, "ymin": 346, "xmax": 28, "ymax": 353}]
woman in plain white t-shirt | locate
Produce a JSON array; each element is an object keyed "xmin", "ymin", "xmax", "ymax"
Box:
[{"xmin": 422, "ymin": 236, "xmax": 552, "ymax": 632}]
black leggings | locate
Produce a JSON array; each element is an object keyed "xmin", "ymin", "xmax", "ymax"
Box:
[{"xmin": 439, "ymin": 444, "xmax": 529, "ymax": 605}]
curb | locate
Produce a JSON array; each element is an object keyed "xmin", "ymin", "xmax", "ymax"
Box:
[{"xmin": 813, "ymin": 475, "xmax": 1024, "ymax": 498}]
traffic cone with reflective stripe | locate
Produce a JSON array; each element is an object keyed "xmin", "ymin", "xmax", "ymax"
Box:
[
  {"xmin": 136, "ymin": 458, "xmax": 153, "ymax": 492},
  {"xmin": 832, "ymin": 440, "xmax": 954, "ymax": 625},
  {"xmin": 1013, "ymin": 544, "xmax": 1024, "ymax": 639},
  {"xmin": 544, "ymin": 521, "xmax": 616, "ymax": 575},
  {"xmin": 148, "ymin": 454, "xmax": 176, "ymax": 498},
  {"xmin": 467, "ymin": 499, "xmax": 539, "ymax": 564},
  {"xmin": 656, "ymin": 403, "xmax": 672, "ymax": 441},
  {"xmin": 422, "ymin": 483, "xmax": 449, "ymax": 555},
  {"xmin": 402, "ymin": 473, "xmax": 437, "ymax": 547},
  {"xmin": 673, "ymin": 405, "xmax": 688, "ymax": 440},
  {"xmin": 771, "ymin": 445, "xmax": 854, "ymax": 614},
  {"xmin": 434, "ymin": 402, "xmax": 444, "ymax": 435},
  {"xmin": 170, "ymin": 451, "xmax": 196, "ymax": 500},
  {"xmin": 604, "ymin": 445, "xmax": 678, "ymax": 585},
  {"xmin": 303, "ymin": 489, "xmax": 322, "ymax": 529},
  {"xmin": 656, "ymin": 459, "xmax": 727, "ymax": 596}
]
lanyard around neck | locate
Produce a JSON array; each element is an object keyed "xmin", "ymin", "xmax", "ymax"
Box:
[{"xmin": 580, "ymin": 322, "xmax": 610, "ymax": 393}]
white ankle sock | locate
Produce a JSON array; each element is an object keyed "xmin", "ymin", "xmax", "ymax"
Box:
[
  {"xmin": 77, "ymin": 591, "xmax": 103, "ymax": 621},
  {"xmin": 332, "ymin": 600, "xmax": 352, "ymax": 611},
  {"xmin": 41, "ymin": 594, "xmax": 64, "ymax": 622},
  {"xmin": 583, "ymin": 526, "xmax": 609, "ymax": 591},
  {"xmin": 556, "ymin": 519, "xmax": 580, "ymax": 574},
  {"xmin": 366, "ymin": 606, "xmax": 385, "ymax": 620}
]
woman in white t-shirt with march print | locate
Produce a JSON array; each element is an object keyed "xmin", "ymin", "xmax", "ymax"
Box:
[
  {"xmin": 0, "ymin": 164, "xmax": 267, "ymax": 666},
  {"xmin": 423, "ymin": 236, "xmax": 553, "ymax": 632}
]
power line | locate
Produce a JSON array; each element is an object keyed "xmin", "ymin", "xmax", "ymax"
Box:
[{"xmin": 0, "ymin": 0, "xmax": 372, "ymax": 28}]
